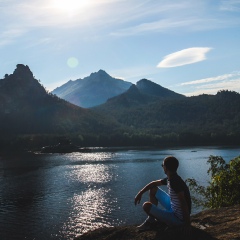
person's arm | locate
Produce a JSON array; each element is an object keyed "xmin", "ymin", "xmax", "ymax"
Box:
[{"xmin": 134, "ymin": 179, "xmax": 164, "ymax": 205}]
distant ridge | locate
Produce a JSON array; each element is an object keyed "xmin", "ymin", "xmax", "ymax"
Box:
[
  {"xmin": 100, "ymin": 78, "xmax": 185, "ymax": 108},
  {"xmin": 52, "ymin": 70, "xmax": 132, "ymax": 108}
]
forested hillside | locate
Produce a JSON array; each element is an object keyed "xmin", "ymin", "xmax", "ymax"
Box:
[
  {"xmin": 0, "ymin": 65, "xmax": 121, "ymax": 150},
  {"xmin": 93, "ymin": 90, "xmax": 240, "ymax": 146}
]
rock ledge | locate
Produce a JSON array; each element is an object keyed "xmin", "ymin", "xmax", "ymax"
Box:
[{"xmin": 76, "ymin": 205, "xmax": 240, "ymax": 240}]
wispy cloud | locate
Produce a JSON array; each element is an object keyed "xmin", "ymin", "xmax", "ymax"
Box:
[
  {"xmin": 219, "ymin": 0, "xmax": 240, "ymax": 12},
  {"xmin": 180, "ymin": 72, "xmax": 240, "ymax": 86},
  {"xmin": 181, "ymin": 72, "xmax": 240, "ymax": 96},
  {"xmin": 157, "ymin": 47, "xmax": 212, "ymax": 68},
  {"xmin": 0, "ymin": 29, "xmax": 26, "ymax": 46},
  {"xmin": 110, "ymin": 0, "xmax": 240, "ymax": 37},
  {"xmin": 1, "ymin": 0, "xmax": 240, "ymax": 48}
]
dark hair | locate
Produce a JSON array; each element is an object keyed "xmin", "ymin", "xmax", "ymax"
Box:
[{"xmin": 163, "ymin": 156, "xmax": 179, "ymax": 172}]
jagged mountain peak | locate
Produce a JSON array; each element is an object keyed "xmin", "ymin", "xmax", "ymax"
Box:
[
  {"xmin": 13, "ymin": 64, "xmax": 34, "ymax": 79},
  {"xmin": 89, "ymin": 69, "xmax": 111, "ymax": 79},
  {"xmin": 0, "ymin": 64, "xmax": 46, "ymax": 97}
]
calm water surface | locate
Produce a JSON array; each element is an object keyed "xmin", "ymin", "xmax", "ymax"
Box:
[{"xmin": 0, "ymin": 146, "xmax": 239, "ymax": 239}]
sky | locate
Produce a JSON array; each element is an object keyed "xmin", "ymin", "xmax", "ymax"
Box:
[{"xmin": 1, "ymin": 0, "xmax": 240, "ymax": 96}]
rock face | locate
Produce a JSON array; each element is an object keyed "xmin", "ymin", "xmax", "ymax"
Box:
[{"xmin": 76, "ymin": 205, "xmax": 240, "ymax": 240}]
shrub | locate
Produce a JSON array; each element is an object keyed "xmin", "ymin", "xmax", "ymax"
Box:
[{"xmin": 186, "ymin": 155, "xmax": 240, "ymax": 209}]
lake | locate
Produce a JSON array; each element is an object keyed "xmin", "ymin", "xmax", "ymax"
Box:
[{"xmin": 0, "ymin": 146, "xmax": 239, "ymax": 239}]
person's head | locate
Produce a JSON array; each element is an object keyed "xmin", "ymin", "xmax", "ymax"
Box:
[{"xmin": 162, "ymin": 156, "xmax": 179, "ymax": 173}]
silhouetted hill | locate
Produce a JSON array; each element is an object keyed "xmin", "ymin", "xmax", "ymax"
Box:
[
  {"xmin": 96, "ymin": 79, "xmax": 185, "ymax": 109},
  {"xmin": 104, "ymin": 85, "xmax": 155, "ymax": 108},
  {"xmin": 0, "ymin": 65, "xmax": 119, "ymax": 136},
  {"xmin": 52, "ymin": 70, "xmax": 132, "ymax": 108},
  {"xmin": 136, "ymin": 79, "xmax": 184, "ymax": 99}
]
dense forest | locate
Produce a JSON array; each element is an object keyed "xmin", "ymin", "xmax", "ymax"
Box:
[
  {"xmin": 93, "ymin": 84, "xmax": 240, "ymax": 147},
  {"xmin": 1, "ymin": 64, "xmax": 240, "ymax": 151}
]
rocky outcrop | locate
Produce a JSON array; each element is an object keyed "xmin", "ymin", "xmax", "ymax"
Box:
[
  {"xmin": 191, "ymin": 204, "xmax": 240, "ymax": 240},
  {"xmin": 76, "ymin": 205, "xmax": 240, "ymax": 240}
]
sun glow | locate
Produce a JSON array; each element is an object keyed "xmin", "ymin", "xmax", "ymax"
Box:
[{"xmin": 52, "ymin": 0, "xmax": 89, "ymax": 14}]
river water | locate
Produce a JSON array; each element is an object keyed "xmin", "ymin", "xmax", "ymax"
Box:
[{"xmin": 0, "ymin": 146, "xmax": 239, "ymax": 239}]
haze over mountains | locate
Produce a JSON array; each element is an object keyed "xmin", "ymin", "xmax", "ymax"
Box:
[
  {"xmin": 52, "ymin": 70, "xmax": 132, "ymax": 108},
  {"xmin": 52, "ymin": 70, "xmax": 185, "ymax": 108}
]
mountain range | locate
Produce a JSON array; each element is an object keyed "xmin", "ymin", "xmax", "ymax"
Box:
[
  {"xmin": 1, "ymin": 64, "xmax": 240, "ymax": 149},
  {"xmin": 52, "ymin": 70, "xmax": 132, "ymax": 108}
]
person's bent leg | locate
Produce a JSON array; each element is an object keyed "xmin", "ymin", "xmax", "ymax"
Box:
[
  {"xmin": 155, "ymin": 187, "xmax": 172, "ymax": 211},
  {"xmin": 143, "ymin": 202, "xmax": 153, "ymax": 215},
  {"xmin": 149, "ymin": 204, "xmax": 184, "ymax": 227},
  {"xmin": 136, "ymin": 202, "xmax": 156, "ymax": 231},
  {"xmin": 137, "ymin": 187, "xmax": 169, "ymax": 231}
]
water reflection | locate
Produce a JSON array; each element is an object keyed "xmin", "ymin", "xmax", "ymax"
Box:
[
  {"xmin": 62, "ymin": 188, "xmax": 115, "ymax": 238},
  {"xmin": 68, "ymin": 164, "xmax": 112, "ymax": 183},
  {"xmin": 68, "ymin": 152, "xmax": 115, "ymax": 163},
  {"xmin": 59, "ymin": 162, "xmax": 118, "ymax": 239}
]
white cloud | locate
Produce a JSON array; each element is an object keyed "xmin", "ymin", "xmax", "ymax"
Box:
[
  {"xmin": 180, "ymin": 72, "xmax": 240, "ymax": 86},
  {"xmin": 157, "ymin": 47, "xmax": 212, "ymax": 68},
  {"xmin": 181, "ymin": 72, "xmax": 240, "ymax": 96},
  {"xmin": 184, "ymin": 78, "xmax": 240, "ymax": 96}
]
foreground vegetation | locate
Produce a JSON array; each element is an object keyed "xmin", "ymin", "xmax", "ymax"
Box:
[{"xmin": 186, "ymin": 155, "xmax": 240, "ymax": 209}]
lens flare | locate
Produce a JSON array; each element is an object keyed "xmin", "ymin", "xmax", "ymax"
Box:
[{"xmin": 67, "ymin": 57, "xmax": 79, "ymax": 68}]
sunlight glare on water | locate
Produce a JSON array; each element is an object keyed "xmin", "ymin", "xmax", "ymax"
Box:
[
  {"xmin": 67, "ymin": 164, "xmax": 113, "ymax": 183},
  {"xmin": 60, "ymin": 153, "xmax": 120, "ymax": 238},
  {"xmin": 67, "ymin": 152, "xmax": 115, "ymax": 163},
  {"xmin": 62, "ymin": 188, "xmax": 115, "ymax": 238}
]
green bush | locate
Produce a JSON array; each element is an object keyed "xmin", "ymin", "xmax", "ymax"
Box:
[{"xmin": 186, "ymin": 155, "xmax": 240, "ymax": 209}]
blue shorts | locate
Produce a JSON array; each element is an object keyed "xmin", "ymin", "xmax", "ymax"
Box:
[{"xmin": 149, "ymin": 187, "xmax": 184, "ymax": 226}]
